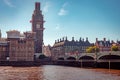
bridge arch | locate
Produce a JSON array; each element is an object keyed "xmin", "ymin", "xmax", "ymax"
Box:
[
  {"xmin": 66, "ymin": 56, "xmax": 76, "ymax": 60},
  {"xmin": 99, "ymin": 55, "xmax": 120, "ymax": 60},
  {"xmin": 79, "ymin": 56, "xmax": 94, "ymax": 60},
  {"xmin": 97, "ymin": 51, "xmax": 120, "ymax": 59},
  {"xmin": 58, "ymin": 57, "xmax": 64, "ymax": 60}
]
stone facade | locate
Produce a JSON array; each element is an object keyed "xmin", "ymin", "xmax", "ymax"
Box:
[
  {"xmin": 31, "ymin": 2, "xmax": 45, "ymax": 53},
  {"xmin": 117, "ymin": 41, "xmax": 120, "ymax": 50},
  {"xmin": 7, "ymin": 30, "xmax": 35, "ymax": 61},
  {"xmin": 0, "ymin": 38, "xmax": 9, "ymax": 61},
  {"xmin": 43, "ymin": 45, "xmax": 51, "ymax": 57},
  {"xmin": 115, "ymin": 41, "xmax": 120, "ymax": 50},
  {"xmin": 95, "ymin": 38, "xmax": 112, "ymax": 52},
  {"xmin": 0, "ymin": 2, "xmax": 45, "ymax": 62},
  {"xmin": 52, "ymin": 37, "xmax": 93, "ymax": 60}
]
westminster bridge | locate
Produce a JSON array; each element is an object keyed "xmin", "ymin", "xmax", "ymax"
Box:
[
  {"xmin": 57, "ymin": 51, "xmax": 120, "ymax": 61},
  {"xmin": 56, "ymin": 51, "xmax": 120, "ymax": 68}
]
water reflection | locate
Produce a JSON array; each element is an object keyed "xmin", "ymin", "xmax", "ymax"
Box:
[
  {"xmin": 43, "ymin": 65, "xmax": 120, "ymax": 80},
  {"xmin": 0, "ymin": 66, "xmax": 44, "ymax": 80},
  {"xmin": 0, "ymin": 65, "xmax": 120, "ymax": 80}
]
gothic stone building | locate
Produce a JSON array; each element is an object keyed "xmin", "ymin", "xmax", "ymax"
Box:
[
  {"xmin": 0, "ymin": 2, "xmax": 44, "ymax": 61},
  {"xmin": 31, "ymin": 2, "xmax": 45, "ymax": 53},
  {"xmin": 95, "ymin": 38, "xmax": 112, "ymax": 52},
  {"xmin": 7, "ymin": 30, "xmax": 35, "ymax": 61},
  {"xmin": 117, "ymin": 41, "xmax": 120, "ymax": 50},
  {"xmin": 52, "ymin": 37, "xmax": 93, "ymax": 60},
  {"xmin": 0, "ymin": 38, "xmax": 9, "ymax": 61},
  {"xmin": 43, "ymin": 45, "xmax": 52, "ymax": 57}
]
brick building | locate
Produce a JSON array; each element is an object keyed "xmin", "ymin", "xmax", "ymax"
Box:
[
  {"xmin": 7, "ymin": 30, "xmax": 35, "ymax": 61},
  {"xmin": 0, "ymin": 38, "xmax": 9, "ymax": 61},
  {"xmin": 43, "ymin": 45, "xmax": 51, "ymax": 57},
  {"xmin": 115, "ymin": 40, "xmax": 120, "ymax": 50},
  {"xmin": 52, "ymin": 37, "xmax": 93, "ymax": 60},
  {"xmin": 95, "ymin": 38, "xmax": 112, "ymax": 52}
]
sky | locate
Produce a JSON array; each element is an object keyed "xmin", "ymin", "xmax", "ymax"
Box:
[{"xmin": 0, "ymin": 0, "xmax": 120, "ymax": 46}]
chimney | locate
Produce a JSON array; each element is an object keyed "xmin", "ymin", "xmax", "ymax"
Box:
[
  {"xmin": 58, "ymin": 39, "xmax": 59, "ymax": 43},
  {"xmin": 86, "ymin": 37, "xmax": 88, "ymax": 41},
  {"xmin": 63, "ymin": 37, "xmax": 64, "ymax": 41},
  {"xmin": 103, "ymin": 38, "xmax": 106, "ymax": 42},
  {"xmin": 82, "ymin": 38, "xmax": 84, "ymax": 42},
  {"xmin": 65, "ymin": 36, "xmax": 67, "ymax": 41},
  {"xmin": 96, "ymin": 38, "xmax": 98, "ymax": 42},
  {"xmin": 111, "ymin": 40, "xmax": 114, "ymax": 43},
  {"xmin": 55, "ymin": 40, "xmax": 56, "ymax": 43},
  {"xmin": 72, "ymin": 37, "xmax": 74, "ymax": 41},
  {"xmin": 79, "ymin": 37, "xmax": 81, "ymax": 42},
  {"xmin": 35, "ymin": 2, "xmax": 40, "ymax": 10},
  {"xmin": 60, "ymin": 38, "xmax": 62, "ymax": 42}
]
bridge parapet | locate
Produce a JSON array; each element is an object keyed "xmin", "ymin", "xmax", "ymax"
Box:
[
  {"xmin": 79, "ymin": 53, "xmax": 95, "ymax": 59},
  {"xmin": 97, "ymin": 51, "xmax": 120, "ymax": 59},
  {"xmin": 57, "ymin": 51, "xmax": 120, "ymax": 61},
  {"xmin": 111, "ymin": 51, "xmax": 120, "ymax": 55}
]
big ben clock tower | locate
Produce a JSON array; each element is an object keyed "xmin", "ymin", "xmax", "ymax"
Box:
[{"xmin": 31, "ymin": 2, "xmax": 45, "ymax": 53}]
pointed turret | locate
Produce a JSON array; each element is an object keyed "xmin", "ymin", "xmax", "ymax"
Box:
[
  {"xmin": 35, "ymin": 2, "xmax": 40, "ymax": 10},
  {"xmin": 86, "ymin": 37, "xmax": 88, "ymax": 41},
  {"xmin": 72, "ymin": 37, "xmax": 74, "ymax": 41},
  {"xmin": 79, "ymin": 37, "xmax": 82, "ymax": 42},
  {"xmin": 65, "ymin": 36, "xmax": 68, "ymax": 41}
]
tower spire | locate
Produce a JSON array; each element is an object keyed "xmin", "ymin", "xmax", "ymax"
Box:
[
  {"xmin": 35, "ymin": 2, "xmax": 40, "ymax": 10},
  {"xmin": 31, "ymin": 2, "xmax": 45, "ymax": 53}
]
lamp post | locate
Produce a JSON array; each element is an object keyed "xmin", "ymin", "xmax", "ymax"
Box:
[
  {"xmin": 109, "ymin": 52, "xmax": 111, "ymax": 71},
  {"xmin": 95, "ymin": 47, "xmax": 97, "ymax": 67}
]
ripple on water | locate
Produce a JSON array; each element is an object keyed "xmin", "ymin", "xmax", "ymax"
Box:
[{"xmin": 0, "ymin": 66, "xmax": 120, "ymax": 80}]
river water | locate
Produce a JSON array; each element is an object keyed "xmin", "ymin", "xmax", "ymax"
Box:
[{"xmin": 0, "ymin": 65, "xmax": 120, "ymax": 80}]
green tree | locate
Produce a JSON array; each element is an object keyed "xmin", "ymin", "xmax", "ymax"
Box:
[
  {"xmin": 86, "ymin": 46, "xmax": 99, "ymax": 53},
  {"xmin": 111, "ymin": 45, "xmax": 119, "ymax": 51},
  {"xmin": 93, "ymin": 46, "xmax": 100, "ymax": 52},
  {"xmin": 86, "ymin": 47, "xmax": 93, "ymax": 53}
]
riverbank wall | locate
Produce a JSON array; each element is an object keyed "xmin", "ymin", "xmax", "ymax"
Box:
[{"xmin": 0, "ymin": 61, "xmax": 120, "ymax": 69}]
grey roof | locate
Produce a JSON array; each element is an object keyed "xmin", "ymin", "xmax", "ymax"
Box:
[
  {"xmin": 53, "ymin": 39, "xmax": 92, "ymax": 47},
  {"xmin": 97, "ymin": 40, "xmax": 111, "ymax": 47}
]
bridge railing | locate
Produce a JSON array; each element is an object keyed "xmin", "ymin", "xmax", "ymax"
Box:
[
  {"xmin": 57, "ymin": 59, "xmax": 120, "ymax": 62},
  {"xmin": 97, "ymin": 59, "xmax": 120, "ymax": 62}
]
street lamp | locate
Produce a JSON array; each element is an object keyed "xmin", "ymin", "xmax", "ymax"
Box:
[{"xmin": 94, "ymin": 47, "xmax": 97, "ymax": 67}]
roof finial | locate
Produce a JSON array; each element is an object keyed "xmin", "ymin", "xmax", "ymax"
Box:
[
  {"xmin": 65, "ymin": 36, "xmax": 67, "ymax": 41},
  {"xmin": 79, "ymin": 37, "xmax": 81, "ymax": 42},
  {"xmin": 62, "ymin": 37, "xmax": 64, "ymax": 41},
  {"xmin": 35, "ymin": 2, "xmax": 40, "ymax": 10},
  {"xmin": 86, "ymin": 37, "xmax": 88, "ymax": 41},
  {"xmin": 72, "ymin": 37, "xmax": 74, "ymax": 41}
]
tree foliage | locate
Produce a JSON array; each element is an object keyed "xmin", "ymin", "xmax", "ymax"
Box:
[
  {"xmin": 86, "ymin": 46, "xmax": 99, "ymax": 53},
  {"xmin": 111, "ymin": 45, "xmax": 119, "ymax": 51}
]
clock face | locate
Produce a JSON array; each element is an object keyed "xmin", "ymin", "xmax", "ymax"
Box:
[{"xmin": 36, "ymin": 24, "xmax": 40, "ymax": 29}]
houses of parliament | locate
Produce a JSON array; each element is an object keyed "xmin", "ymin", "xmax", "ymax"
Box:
[
  {"xmin": 0, "ymin": 2, "xmax": 44, "ymax": 61},
  {"xmin": 0, "ymin": 2, "xmax": 120, "ymax": 62}
]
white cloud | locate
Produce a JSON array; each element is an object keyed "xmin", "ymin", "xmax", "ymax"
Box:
[
  {"xmin": 55, "ymin": 24, "xmax": 60, "ymax": 30},
  {"xmin": 3, "ymin": 0, "xmax": 15, "ymax": 7},
  {"xmin": 58, "ymin": 8, "xmax": 67, "ymax": 16},
  {"xmin": 58, "ymin": 2, "xmax": 69, "ymax": 16},
  {"xmin": 43, "ymin": 2, "xmax": 51, "ymax": 13}
]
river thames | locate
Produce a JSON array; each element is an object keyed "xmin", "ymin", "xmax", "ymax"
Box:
[{"xmin": 0, "ymin": 65, "xmax": 120, "ymax": 80}]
